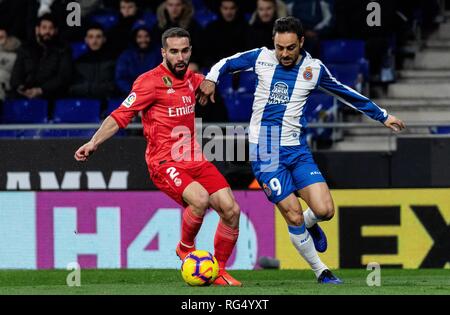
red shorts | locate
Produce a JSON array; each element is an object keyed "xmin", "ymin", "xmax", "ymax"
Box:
[{"xmin": 149, "ymin": 160, "xmax": 230, "ymax": 206}]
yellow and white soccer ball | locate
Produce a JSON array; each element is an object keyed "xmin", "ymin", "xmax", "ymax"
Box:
[{"xmin": 181, "ymin": 250, "xmax": 219, "ymax": 286}]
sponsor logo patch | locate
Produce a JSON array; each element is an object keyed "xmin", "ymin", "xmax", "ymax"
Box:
[{"xmin": 122, "ymin": 92, "xmax": 136, "ymax": 108}]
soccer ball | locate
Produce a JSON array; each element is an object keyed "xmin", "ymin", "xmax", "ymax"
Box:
[{"xmin": 181, "ymin": 250, "xmax": 219, "ymax": 286}]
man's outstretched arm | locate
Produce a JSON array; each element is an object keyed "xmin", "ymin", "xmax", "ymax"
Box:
[
  {"xmin": 317, "ymin": 63, "xmax": 406, "ymax": 132},
  {"xmin": 74, "ymin": 116, "xmax": 119, "ymax": 162}
]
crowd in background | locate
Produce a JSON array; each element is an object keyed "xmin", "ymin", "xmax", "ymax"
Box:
[{"xmin": 0, "ymin": 0, "xmax": 444, "ymax": 122}]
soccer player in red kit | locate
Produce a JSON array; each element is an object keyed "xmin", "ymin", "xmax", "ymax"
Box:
[{"xmin": 74, "ymin": 28, "xmax": 242, "ymax": 286}]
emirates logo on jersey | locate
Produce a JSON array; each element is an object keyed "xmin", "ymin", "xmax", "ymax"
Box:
[{"xmin": 267, "ymin": 81, "xmax": 289, "ymax": 105}]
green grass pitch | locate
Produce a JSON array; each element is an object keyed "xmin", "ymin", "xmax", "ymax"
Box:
[{"xmin": 0, "ymin": 269, "xmax": 449, "ymax": 295}]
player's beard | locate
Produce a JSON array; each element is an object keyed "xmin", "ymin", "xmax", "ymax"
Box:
[{"xmin": 167, "ymin": 60, "xmax": 188, "ymax": 79}]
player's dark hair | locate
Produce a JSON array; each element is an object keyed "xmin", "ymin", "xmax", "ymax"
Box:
[
  {"xmin": 161, "ymin": 27, "xmax": 191, "ymax": 47},
  {"xmin": 272, "ymin": 16, "xmax": 304, "ymax": 39},
  {"xmin": 36, "ymin": 13, "xmax": 58, "ymax": 28}
]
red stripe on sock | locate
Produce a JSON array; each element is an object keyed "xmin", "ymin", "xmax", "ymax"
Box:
[
  {"xmin": 214, "ymin": 220, "xmax": 239, "ymax": 270},
  {"xmin": 181, "ymin": 206, "xmax": 203, "ymax": 248}
]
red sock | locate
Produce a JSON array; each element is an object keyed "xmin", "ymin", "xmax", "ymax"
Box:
[
  {"xmin": 180, "ymin": 206, "xmax": 204, "ymax": 249},
  {"xmin": 214, "ymin": 220, "xmax": 239, "ymax": 270}
]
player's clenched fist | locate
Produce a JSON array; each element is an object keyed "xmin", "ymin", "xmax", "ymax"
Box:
[
  {"xmin": 74, "ymin": 141, "xmax": 97, "ymax": 162},
  {"xmin": 383, "ymin": 114, "xmax": 406, "ymax": 132},
  {"xmin": 197, "ymin": 80, "xmax": 216, "ymax": 106}
]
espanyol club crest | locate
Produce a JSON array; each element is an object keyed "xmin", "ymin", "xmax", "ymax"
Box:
[
  {"xmin": 303, "ymin": 66, "xmax": 313, "ymax": 81},
  {"xmin": 262, "ymin": 183, "xmax": 272, "ymax": 197}
]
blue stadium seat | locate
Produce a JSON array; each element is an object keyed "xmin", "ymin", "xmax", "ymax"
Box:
[
  {"xmin": 217, "ymin": 73, "xmax": 234, "ymax": 96},
  {"xmin": 430, "ymin": 126, "xmax": 450, "ymax": 134},
  {"xmin": 42, "ymin": 99, "xmax": 101, "ymax": 138},
  {"xmin": 89, "ymin": 12, "xmax": 119, "ymax": 31},
  {"xmin": 304, "ymin": 92, "xmax": 335, "ymax": 141},
  {"xmin": 133, "ymin": 14, "xmax": 156, "ymax": 33},
  {"xmin": 191, "ymin": 0, "xmax": 206, "ymax": 10},
  {"xmin": 194, "ymin": 9, "xmax": 218, "ymax": 28},
  {"xmin": 0, "ymin": 99, "xmax": 48, "ymax": 138},
  {"xmin": 106, "ymin": 99, "xmax": 122, "ymax": 116},
  {"xmin": 223, "ymin": 93, "xmax": 253, "ymax": 122},
  {"xmin": 53, "ymin": 99, "xmax": 101, "ymax": 123},
  {"xmin": 70, "ymin": 42, "xmax": 88, "ymax": 60},
  {"xmin": 320, "ymin": 40, "xmax": 366, "ymax": 64},
  {"xmin": 326, "ymin": 63, "xmax": 362, "ymax": 89},
  {"xmin": 2, "ymin": 99, "xmax": 48, "ymax": 123},
  {"xmin": 237, "ymin": 71, "xmax": 257, "ymax": 94}
]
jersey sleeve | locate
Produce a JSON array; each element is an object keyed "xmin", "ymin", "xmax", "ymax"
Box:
[
  {"xmin": 317, "ymin": 62, "xmax": 388, "ymax": 123},
  {"xmin": 193, "ymin": 72, "xmax": 205, "ymax": 90},
  {"xmin": 205, "ymin": 48, "xmax": 263, "ymax": 83},
  {"xmin": 110, "ymin": 74, "xmax": 155, "ymax": 128}
]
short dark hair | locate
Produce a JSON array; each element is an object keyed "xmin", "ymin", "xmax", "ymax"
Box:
[
  {"xmin": 86, "ymin": 23, "xmax": 105, "ymax": 35},
  {"xmin": 36, "ymin": 13, "xmax": 58, "ymax": 28},
  {"xmin": 272, "ymin": 16, "xmax": 304, "ymax": 39},
  {"xmin": 161, "ymin": 27, "xmax": 191, "ymax": 47}
]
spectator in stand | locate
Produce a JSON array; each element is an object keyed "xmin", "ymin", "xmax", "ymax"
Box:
[
  {"xmin": 0, "ymin": 27, "xmax": 21, "ymax": 101},
  {"xmin": 246, "ymin": 0, "xmax": 287, "ymax": 50},
  {"xmin": 9, "ymin": 13, "xmax": 72, "ymax": 100},
  {"xmin": 286, "ymin": 0, "xmax": 334, "ymax": 56},
  {"xmin": 203, "ymin": 0, "xmax": 249, "ymax": 68},
  {"xmin": 69, "ymin": 25, "xmax": 116, "ymax": 99},
  {"xmin": 155, "ymin": 0, "xmax": 204, "ymax": 67},
  {"xmin": 115, "ymin": 21, "xmax": 162, "ymax": 96},
  {"xmin": 107, "ymin": 0, "xmax": 142, "ymax": 57}
]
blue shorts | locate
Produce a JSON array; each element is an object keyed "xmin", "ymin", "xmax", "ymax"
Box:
[{"xmin": 250, "ymin": 143, "xmax": 326, "ymax": 204}]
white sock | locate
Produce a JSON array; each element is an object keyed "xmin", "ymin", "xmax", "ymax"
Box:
[
  {"xmin": 289, "ymin": 225, "xmax": 327, "ymax": 278},
  {"xmin": 303, "ymin": 208, "xmax": 321, "ymax": 229}
]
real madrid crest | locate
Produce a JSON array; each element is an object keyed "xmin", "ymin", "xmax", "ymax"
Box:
[
  {"xmin": 162, "ymin": 76, "xmax": 173, "ymax": 87},
  {"xmin": 303, "ymin": 66, "xmax": 313, "ymax": 81}
]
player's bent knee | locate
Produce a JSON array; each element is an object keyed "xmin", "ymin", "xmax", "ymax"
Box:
[
  {"xmin": 317, "ymin": 203, "xmax": 334, "ymax": 221},
  {"xmin": 190, "ymin": 193, "xmax": 210, "ymax": 213},
  {"xmin": 222, "ymin": 201, "xmax": 240, "ymax": 225}
]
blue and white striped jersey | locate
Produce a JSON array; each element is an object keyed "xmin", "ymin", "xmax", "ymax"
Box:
[{"xmin": 205, "ymin": 47, "xmax": 388, "ymax": 146}]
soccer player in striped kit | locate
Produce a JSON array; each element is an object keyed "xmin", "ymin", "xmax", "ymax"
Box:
[{"xmin": 199, "ymin": 17, "xmax": 405, "ymax": 284}]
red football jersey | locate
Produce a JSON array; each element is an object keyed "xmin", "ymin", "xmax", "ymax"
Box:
[{"xmin": 111, "ymin": 64, "xmax": 205, "ymax": 170}]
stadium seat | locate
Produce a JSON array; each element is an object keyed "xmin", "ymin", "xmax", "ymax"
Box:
[
  {"xmin": 42, "ymin": 99, "xmax": 101, "ymax": 138},
  {"xmin": 89, "ymin": 12, "xmax": 119, "ymax": 31},
  {"xmin": 0, "ymin": 99, "xmax": 48, "ymax": 138},
  {"xmin": 1, "ymin": 99, "xmax": 48, "ymax": 123},
  {"xmin": 140, "ymin": 12, "xmax": 157, "ymax": 29},
  {"xmin": 326, "ymin": 63, "xmax": 362, "ymax": 90},
  {"xmin": 53, "ymin": 99, "xmax": 101, "ymax": 123},
  {"xmin": 304, "ymin": 92, "xmax": 335, "ymax": 142},
  {"xmin": 217, "ymin": 73, "xmax": 234, "ymax": 96},
  {"xmin": 237, "ymin": 71, "xmax": 257, "ymax": 94},
  {"xmin": 223, "ymin": 93, "xmax": 254, "ymax": 122},
  {"xmin": 106, "ymin": 99, "xmax": 122, "ymax": 116},
  {"xmin": 320, "ymin": 40, "xmax": 366, "ymax": 64},
  {"xmin": 194, "ymin": 9, "xmax": 218, "ymax": 28},
  {"xmin": 70, "ymin": 42, "xmax": 88, "ymax": 60}
]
